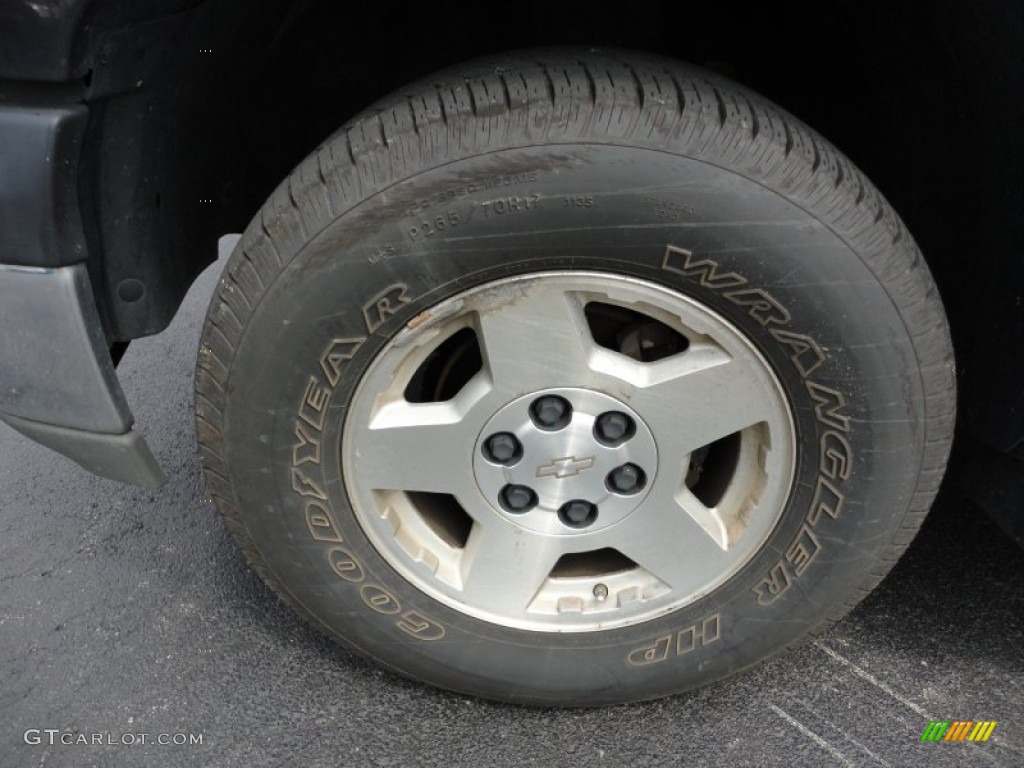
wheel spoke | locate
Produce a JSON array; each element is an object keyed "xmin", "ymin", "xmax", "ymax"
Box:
[
  {"xmin": 627, "ymin": 346, "xmax": 779, "ymax": 457},
  {"xmin": 458, "ymin": 523, "xmax": 564, "ymax": 614},
  {"xmin": 613, "ymin": 484, "xmax": 733, "ymax": 590},
  {"xmin": 353, "ymin": 382, "xmax": 489, "ymax": 496},
  {"xmin": 674, "ymin": 486, "xmax": 730, "ymax": 550},
  {"xmin": 474, "ymin": 281, "xmax": 594, "ymax": 394}
]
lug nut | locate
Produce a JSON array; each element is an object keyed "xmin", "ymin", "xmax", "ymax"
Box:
[
  {"xmin": 530, "ymin": 395, "xmax": 572, "ymax": 430},
  {"xmin": 606, "ymin": 463, "xmax": 646, "ymax": 494},
  {"xmin": 499, "ymin": 484, "xmax": 537, "ymax": 513},
  {"xmin": 558, "ymin": 499, "xmax": 598, "ymax": 528},
  {"xmin": 483, "ymin": 432, "xmax": 522, "ymax": 465},
  {"xmin": 594, "ymin": 411, "xmax": 635, "ymax": 445}
]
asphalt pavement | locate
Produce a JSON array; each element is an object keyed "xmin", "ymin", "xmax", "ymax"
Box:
[{"xmin": 2, "ymin": 241, "xmax": 1022, "ymax": 767}]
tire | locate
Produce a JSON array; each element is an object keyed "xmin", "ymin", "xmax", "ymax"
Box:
[{"xmin": 195, "ymin": 49, "xmax": 955, "ymax": 705}]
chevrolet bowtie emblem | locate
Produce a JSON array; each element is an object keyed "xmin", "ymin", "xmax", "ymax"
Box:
[{"xmin": 535, "ymin": 455, "xmax": 596, "ymax": 479}]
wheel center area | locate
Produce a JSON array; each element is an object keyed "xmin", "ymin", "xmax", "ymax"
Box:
[{"xmin": 473, "ymin": 388, "xmax": 658, "ymax": 535}]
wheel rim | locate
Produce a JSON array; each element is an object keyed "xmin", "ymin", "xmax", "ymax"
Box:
[{"xmin": 342, "ymin": 272, "xmax": 796, "ymax": 632}]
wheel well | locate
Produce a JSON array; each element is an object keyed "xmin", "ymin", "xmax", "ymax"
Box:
[{"xmin": 84, "ymin": 0, "xmax": 1023, "ymax": 449}]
